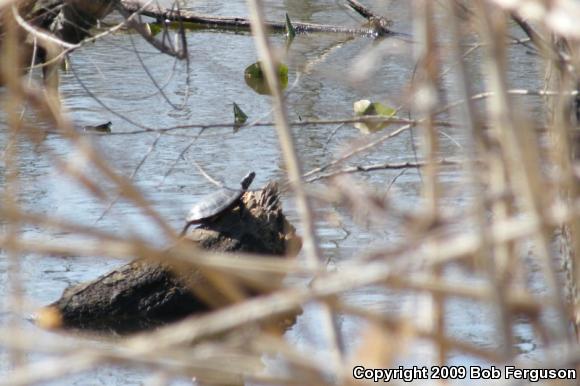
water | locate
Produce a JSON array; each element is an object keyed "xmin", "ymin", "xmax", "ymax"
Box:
[{"xmin": 0, "ymin": 0, "xmax": 558, "ymax": 384}]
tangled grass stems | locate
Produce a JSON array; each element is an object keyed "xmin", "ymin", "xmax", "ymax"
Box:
[{"xmin": 0, "ymin": 0, "xmax": 579, "ymax": 385}]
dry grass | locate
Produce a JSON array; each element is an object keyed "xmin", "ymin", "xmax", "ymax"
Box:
[{"xmin": 0, "ymin": 0, "xmax": 579, "ymax": 385}]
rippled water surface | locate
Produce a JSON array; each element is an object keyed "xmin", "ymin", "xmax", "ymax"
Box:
[{"xmin": 0, "ymin": 0, "xmax": 549, "ymax": 384}]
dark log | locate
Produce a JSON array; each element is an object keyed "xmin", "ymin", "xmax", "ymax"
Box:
[{"xmin": 40, "ymin": 181, "xmax": 302, "ymax": 333}]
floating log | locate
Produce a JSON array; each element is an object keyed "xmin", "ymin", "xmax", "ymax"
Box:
[{"xmin": 40, "ymin": 181, "xmax": 302, "ymax": 333}]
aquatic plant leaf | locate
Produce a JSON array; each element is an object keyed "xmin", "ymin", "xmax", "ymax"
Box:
[
  {"xmin": 278, "ymin": 63, "xmax": 289, "ymax": 79},
  {"xmin": 233, "ymin": 102, "xmax": 248, "ymax": 125},
  {"xmin": 245, "ymin": 62, "xmax": 263, "ymax": 78},
  {"xmin": 354, "ymin": 100, "xmax": 396, "ymax": 117},
  {"xmin": 353, "ymin": 99, "xmax": 397, "ymax": 133},
  {"xmin": 244, "ymin": 61, "xmax": 289, "ymax": 95},
  {"xmin": 371, "ymin": 103, "xmax": 396, "ymax": 117},
  {"xmin": 285, "ymin": 13, "xmax": 296, "ymax": 40}
]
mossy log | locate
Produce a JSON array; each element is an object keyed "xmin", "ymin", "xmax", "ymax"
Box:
[{"xmin": 41, "ymin": 181, "xmax": 301, "ymax": 333}]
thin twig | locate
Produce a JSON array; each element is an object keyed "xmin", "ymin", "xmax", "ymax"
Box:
[
  {"xmin": 304, "ymin": 159, "xmax": 463, "ymax": 183},
  {"xmin": 303, "ymin": 123, "xmax": 414, "ymax": 178},
  {"xmin": 96, "ymin": 132, "xmax": 163, "ymax": 223},
  {"xmin": 449, "ymin": 0, "xmax": 515, "ymax": 360}
]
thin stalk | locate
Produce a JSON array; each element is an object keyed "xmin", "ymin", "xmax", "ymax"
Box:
[
  {"xmin": 546, "ymin": 52, "xmax": 580, "ymax": 343},
  {"xmin": 1, "ymin": 7, "xmax": 25, "ymax": 369},
  {"xmin": 448, "ymin": 1, "xmax": 514, "ymax": 360},
  {"xmin": 245, "ymin": 0, "xmax": 344, "ymax": 369},
  {"xmin": 476, "ymin": 1, "xmax": 570, "ymax": 343},
  {"xmin": 414, "ymin": 0, "xmax": 444, "ymax": 364}
]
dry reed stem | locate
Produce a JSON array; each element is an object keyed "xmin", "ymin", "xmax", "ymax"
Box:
[
  {"xmin": 448, "ymin": 1, "xmax": 515, "ymax": 360},
  {"xmin": 6, "ymin": 3, "xmax": 181, "ymax": 241},
  {"xmin": 14, "ymin": 0, "xmax": 162, "ymax": 73},
  {"xmin": 116, "ymin": 197, "xmax": 580, "ymax": 356},
  {"xmin": 16, "ymin": 82, "xmax": 178, "ymax": 240},
  {"xmin": 11, "ymin": 5, "xmax": 78, "ymax": 49},
  {"xmin": 529, "ymin": 0, "xmax": 580, "ymax": 341},
  {"xmin": 245, "ymin": 0, "xmax": 321, "ymax": 269},
  {"xmin": 303, "ymin": 123, "xmax": 414, "ymax": 178},
  {"xmin": 0, "ymin": 234, "xmax": 304, "ymax": 276},
  {"xmin": 490, "ymin": 0, "xmax": 580, "ymax": 39},
  {"xmin": 477, "ymin": 1, "xmax": 571, "ymax": 344},
  {"xmin": 337, "ymin": 303, "xmax": 501, "ymax": 363},
  {"xmin": 545, "ymin": 42, "xmax": 580, "ymax": 343},
  {"xmin": 246, "ymin": 0, "xmax": 344, "ymax": 369},
  {"xmin": 414, "ymin": 0, "xmax": 445, "ymax": 364},
  {"xmin": 0, "ymin": 0, "xmax": 579, "ymax": 384},
  {"xmin": 1, "ymin": 2, "xmax": 25, "ymax": 369}
]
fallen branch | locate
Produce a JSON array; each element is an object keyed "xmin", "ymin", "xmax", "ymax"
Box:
[
  {"xmin": 345, "ymin": 0, "xmax": 393, "ymax": 35},
  {"xmin": 119, "ymin": 0, "xmax": 392, "ymax": 37},
  {"xmin": 346, "ymin": 0, "xmax": 376, "ymax": 19}
]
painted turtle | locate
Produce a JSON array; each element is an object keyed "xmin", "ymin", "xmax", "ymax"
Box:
[{"xmin": 180, "ymin": 171, "xmax": 256, "ymax": 236}]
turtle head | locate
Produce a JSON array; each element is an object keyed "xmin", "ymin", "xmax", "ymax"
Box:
[{"xmin": 241, "ymin": 171, "xmax": 256, "ymax": 190}]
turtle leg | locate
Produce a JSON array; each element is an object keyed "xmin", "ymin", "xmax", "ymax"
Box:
[{"xmin": 236, "ymin": 198, "xmax": 248, "ymax": 218}]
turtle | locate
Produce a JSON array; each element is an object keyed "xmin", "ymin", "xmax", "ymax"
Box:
[{"xmin": 180, "ymin": 171, "xmax": 256, "ymax": 236}]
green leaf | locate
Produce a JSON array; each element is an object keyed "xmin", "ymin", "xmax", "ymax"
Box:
[
  {"xmin": 285, "ymin": 13, "xmax": 296, "ymax": 40},
  {"xmin": 233, "ymin": 103, "xmax": 248, "ymax": 124},
  {"xmin": 354, "ymin": 100, "xmax": 396, "ymax": 117},
  {"xmin": 353, "ymin": 99, "xmax": 397, "ymax": 133},
  {"xmin": 244, "ymin": 62, "xmax": 263, "ymax": 79},
  {"xmin": 244, "ymin": 61, "xmax": 289, "ymax": 95},
  {"xmin": 371, "ymin": 102, "xmax": 396, "ymax": 117},
  {"xmin": 278, "ymin": 63, "xmax": 289, "ymax": 79}
]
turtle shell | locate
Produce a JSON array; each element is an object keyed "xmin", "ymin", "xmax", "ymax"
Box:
[{"xmin": 185, "ymin": 171, "xmax": 255, "ymax": 224}]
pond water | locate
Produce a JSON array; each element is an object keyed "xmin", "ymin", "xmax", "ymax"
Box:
[{"xmin": 0, "ymin": 0, "xmax": 554, "ymax": 385}]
